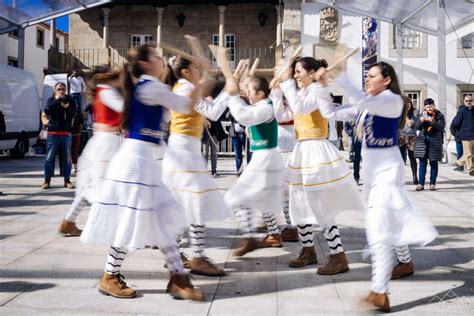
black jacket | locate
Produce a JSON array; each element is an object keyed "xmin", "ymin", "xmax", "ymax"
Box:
[
  {"xmin": 450, "ymin": 105, "xmax": 474, "ymax": 141},
  {"xmin": 44, "ymin": 96, "xmax": 77, "ymax": 133},
  {"xmin": 414, "ymin": 109, "xmax": 445, "ymax": 161}
]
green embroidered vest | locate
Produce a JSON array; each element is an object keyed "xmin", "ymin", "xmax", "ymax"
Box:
[{"xmin": 248, "ymin": 108, "xmax": 278, "ymax": 151}]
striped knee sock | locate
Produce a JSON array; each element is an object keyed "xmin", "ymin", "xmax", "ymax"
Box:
[
  {"xmin": 190, "ymin": 224, "xmax": 205, "ymax": 258},
  {"xmin": 395, "ymin": 245, "xmax": 412, "ymax": 263},
  {"xmin": 160, "ymin": 245, "xmax": 185, "ymax": 275},
  {"xmin": 297, "ymin": 224, "xmax": 314, "ymax": 247},
  {"xmin": 65, "ymin": 196, "xmax": 88, "ymax": 222},
  {"xmin": 263, "ymin": 213, "xmax": 280, "ymax": 235},
  {"xmin": 237, "ymin": 207, "xmax": 253, "ymax": 238},
  {"xmin": 104, "ymin": 246, "xmax": 127, "ymax": 275},
  {"xmin": 324, "ymin": 225, "xmax": 344, "ymax": 254},
  {"xmin": 283, "ymin": 198, "xmax": 293, "ymax": 226}
]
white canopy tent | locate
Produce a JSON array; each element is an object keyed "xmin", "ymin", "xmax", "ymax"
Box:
[
  {"xmin": 307, "ymin": 0, "xmax": 474, "ymax": 115},
  {"xmin": 0, "ymin": 0, "xmax": 111, "ymax": 67}
]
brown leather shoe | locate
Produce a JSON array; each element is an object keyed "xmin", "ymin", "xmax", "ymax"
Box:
[
  {"xmin": 317, "ymin": 252, "xmax": 349, "ymax": 275},
  {"xmin": 364, "ymin": 291, "xmax": 390, "ymax": 311},
  {"xmin": 64, "ymin": 179, "xmax": 74, "ymax": 189},
  {"xmin": 261, "ymin": 234, "xmax": 283, "ymax": 247},
  {"xmin": 164, "ymin": 252, "xmax": 191, "ymax": 269},
  {"xmin": 58, "ymin": 219, "xmax": 82, "ymax": 236},
  {"xmin": 391, "ymin": 260, "xmax": 414, "ymax": 279},
  {"xmin": 41, "ymin": 179, "xmax": 50, "ymax": 189},
  {"xmin": 98, "ymin": 272, "xmax": 136, "ymax": 298},
  {"xmin": 190, "ymin": 257, "xmax": 225, "ymax": 277},
  {"xmin": 281, "ymin": 227, "xmax": 299, "ymax": 242},
  {"xmin": 233, "ymin": 238, "xmax": 265, "ymax": 257},
  {"xmin": 289, "ymin": 246, "xmax": 318, "ymax": 268},
  {"xmin": 166, "ymin": 273, "xmax": 204, "ymax": 301}
]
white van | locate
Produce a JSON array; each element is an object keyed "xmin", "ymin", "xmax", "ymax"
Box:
[{"xmin": 0, "ymin": 64, "xmax": 41, "ymax": 158}]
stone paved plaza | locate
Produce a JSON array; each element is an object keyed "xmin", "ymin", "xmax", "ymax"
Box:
[{"xmin": 0, "ymin": 154, "xmax": 473, "ymax": 315}]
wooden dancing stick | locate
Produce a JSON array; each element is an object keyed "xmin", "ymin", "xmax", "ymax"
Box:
[
  {"xmin": 159, "ymin": 42, "xmax": 202, "ymax": 64},
  {"xmin": 248, "ymin": 57, "xmax": 260, "ymax": 77},
  {"xmin": 208, "ymin": 44, "xmax": 234, "ymax": 80},
  {"xmin": 238, "ymin": 59, "xmax": 251, "ymax": 82},
  {"xmin": 326, "ymin": 47, "xmax": 360, "ymax": 72},
  {"xmin": 233, "ymin": 59, "xmax": 244, "ymax": 78},
  {"xmin": 184, "ymin": 35, "xmax": 205, "ymax": 58},
  {"xmin": 270, "ymin": 45, "xmax": 302, "ymax": 87}
]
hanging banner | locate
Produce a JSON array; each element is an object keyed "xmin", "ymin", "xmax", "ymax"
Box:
[{"xmin": 362, "ymin": 17, "xmax": 378, "ymax": 86}]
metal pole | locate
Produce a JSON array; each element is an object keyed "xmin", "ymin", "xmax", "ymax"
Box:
[
  {"xmin": 395, "ymin": 21, "xmax": 404, "ymax": 88},
  {"xmin": 437, "ymin": 0, "xmax": 447, "ymax": 117},
  {"xmin": 17, "ymin": 27, "xmax": 25, "ymax": 69}
]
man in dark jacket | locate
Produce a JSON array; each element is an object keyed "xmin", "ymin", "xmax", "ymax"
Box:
[
  {"xmin": 42, "ymin": 82, "xmax": 77, "ymax": 189},
  {"xmin": 414, "ymin": 98, "xmax": 445, "ymax": 191},
  {"xmin": 451, "ymin": 95, "xmax": 474, "ymax": 176}
]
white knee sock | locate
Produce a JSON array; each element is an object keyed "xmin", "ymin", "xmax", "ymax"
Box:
[
  {"xmin": 104, "ymin": 246, "xmax": 127, "ymax": 275},
  {"xmin": 395, "ymin": 245, "xmax": 412, "ymax": 263},
  {"xmin": 190, "ymin": 224, "xmax": 205, "ymax": 258},
  {"xmin": 323, "ymin": 225, "xmax": 344, "ymax": 254},
  {"xmin": 65, "ymin": 196, "xmax": 88, "ymax": 222},
  {"xmin": 263, "ymin": 213, "xmax": 280, "ymax": 235},
  {"xmin": 297, "ymin": 224, "xmax": 314, "ymax": 247}
]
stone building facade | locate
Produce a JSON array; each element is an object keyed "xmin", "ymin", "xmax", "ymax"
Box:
[{"xmin": 63, "ymin": 1, "xmax": 302, "ymax": 71}]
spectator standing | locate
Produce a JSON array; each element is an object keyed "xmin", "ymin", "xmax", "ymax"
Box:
[
  {"xmin": 344, "ymin": 121, "xmax": 362, "ymax": 184},
  {"xmin": 227, "ymin": 111, "xmax": 249, "ymax": 175},
  {"xmin": 399, "ymin": 96, "xmax": 419, "ymax": 185},
  {"xmin": 69, "ymin": 69, "xmax": 86, "ymax": 111},
  {"xmin": 71, "ymin": 104, "xmax": 84, "ymax": 173},
  {"xmin": 42, "ymin": 82, "xmax": 76, "ymax": 189},
  {"xmin": 202, "ymin": 118, "xmax": 226, "ymax": 177},
  {"xmin": 414, "ymin": 98, "xmax": 446, "ymax": 190},
  {"xmin": 451, "ymin": 95, "xmax": 474, "ymax": 175}
]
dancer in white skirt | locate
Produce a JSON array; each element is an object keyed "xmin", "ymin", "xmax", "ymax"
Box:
[
  {"xmin": 319, "ymin": 61, "xmax": 438, "ymax": 311},
  {"xmin": 81, "ymin": 45, "xmax": 203, "ymax": 301},
  {"xmin": 269, "ymin": 87, "xmax": 299, "ymax": 242},
  {"xmin": 58, "ymin": 67, "xmax": 123, "ymax": 237},
  {"xmin": 162, "ymin": 57, "xmax": 230, "ymax": 276},
  {"xmin": 224, "ymin": 76, "xmax": 285, "ymax": 256},
  {"xmin": 279, "ymin": 57, "xmax": 364, "ymax": 274}
]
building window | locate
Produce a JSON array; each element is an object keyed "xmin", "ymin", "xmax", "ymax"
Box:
[
  {"xmin": 393, "ymin": 27, "xmax": 421, "ymax": 49},
  {"xmin": 131, "ymin": 35, "xmax": 153, "ymax": 48},
  {"xmin": 406, "ymin": 91, "xmax": 421, "ymax": 109},
  {"xmin": 211, "ymin": 34, "xmax": 235, "ymax": 62},
  {"xmin": 36, "ymin": 28, "xmax": 44, "ymax": 48},
  {"xmin": 7, "ymin": 56, "xmax": 18, "ymax": 67},
  {"xmin": 8, "ymin": 29, "xmax": 19, "ymax": 39},
  {"xmin": 55, "ymin": 37, "xmax": 60, "ymax": 48},
  {"xmin": 461, "ymin": 33, "xmax": 473, "ymax": 49}
]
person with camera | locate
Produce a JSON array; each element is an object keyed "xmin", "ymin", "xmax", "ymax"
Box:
[
  {"xmin": 42, "ymin": 82, "xmax": 77, "ymax": 189},
  {"xmin": 69, "ymin": 69, "xmax": 86, "ymax": 111},
  {"xmin": 414, "ymin": 98, "xmax": 446, "ymax": 191}
]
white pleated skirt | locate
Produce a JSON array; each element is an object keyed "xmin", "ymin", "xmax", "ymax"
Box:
[
  {"xmin": 80, "ymin": 138, "xmax": 186, "ymax": 250},
  {"xmin": 288, "ymin": 138, "xmax": 364, "ymax": 226},
  {"xmin": 162, "ymin": 133, "xmax": 231, "ymax": 226},
  {"xmin": 75, "ymin": 131, "xmax": 122, "ymax": 203},
  {"xmin": 225, "ymin": 147, "xmax": 285, "ymax": 214},
  {"xmin": 363, "ymin": 146, "xmax": 438, "ymax": 247}
]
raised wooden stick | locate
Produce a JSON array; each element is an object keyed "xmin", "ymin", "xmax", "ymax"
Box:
[
  {"xmin": 326, "ymin": 47, "xmax": 360, "ymax": 72},
  {"xmin": 184, "ymin": 35, "xmax": 211, "ymax": 73},
  {"xmin": 208, "ymin": 44, "xmax": 233, "ymax": 80},
  {"xmin": 159, "ymin": 42, "xmax": 201, "ymax": 63},
  {"xmin": 233, "ymin": 59, "xmax": 245, "ymax": 77},
  {"xmin": 270, "ymin": 45, "xmax": 302, "ymax": 87},
  {"xmin": 248, "ymin": 57, "xmax": 260, "ymax": 77}
]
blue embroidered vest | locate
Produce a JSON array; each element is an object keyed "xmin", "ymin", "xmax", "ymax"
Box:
[
  {"xmin": 358, "ymin": 112, "xmax": 401, "ymax": 148},
  {"xmin": 127, "ymin": 80, "xmax": 164, "ymax": 145}
]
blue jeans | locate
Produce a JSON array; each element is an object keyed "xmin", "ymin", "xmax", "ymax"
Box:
[
  {"xmin": 456, "ymin": 141, "xmax": 463, "ymax": 159},
  {"xmin": 418, "ymin": 158, "xmax": 438, "ymax": 186},
  {"xmin": 232, "ymin": 133, "xmax": 246, "ymax": 172},
  {"xmin": 44, "ymin": 134, "xmax": 72, "ymax": 180},
  {"xmin": 72, "ymin": 93, "xmax": 82, "ymax": 111}
]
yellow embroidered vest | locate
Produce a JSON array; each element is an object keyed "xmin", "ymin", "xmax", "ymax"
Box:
[
  {"xmin": 294, "ymin": 110, "xmax": 328, "ymax": 140},
  {"xmin": 170, "ymin": 82, "xmax": 204, "ymax": 138}
]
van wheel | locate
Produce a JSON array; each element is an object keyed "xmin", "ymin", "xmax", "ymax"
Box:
[{"xmin": 10, "ymin": 135, "xmax": 28, "ymax": 159}]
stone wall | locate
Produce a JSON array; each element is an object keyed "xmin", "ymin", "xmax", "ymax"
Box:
[{"xmin": 70, "ymin": 3, "xmax": 278, "ymax": 52}]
